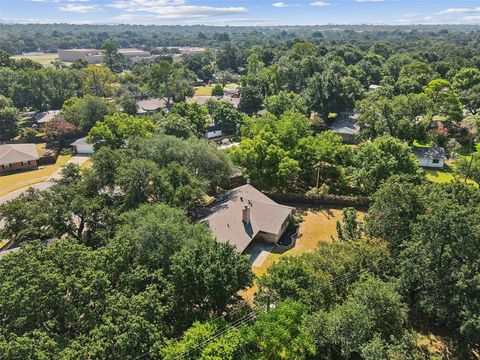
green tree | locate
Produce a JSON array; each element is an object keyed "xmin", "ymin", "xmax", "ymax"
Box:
[
  {"xmin": 304, "ymin": 276, "xmax": 408, "ymax": 359},
  {"xmin": 102, "ymin": 39, "xmax": 124, "ymax": 73},
  {"xmin": 0, "ymin": 103, "xmax": 20, "ymax": 141},
  {"xmin": 453, "ymin": 67, "xmax": 480, "ymax": 115},
  {"xmin": 87, "ymin": 112, "xmax": 155, "ymax": 149},
  {"xmin": 170, "ymin": 102, "xmax": 209, "ymax": 136},
  {"xmin": 118, "ymin": 93, "xmax": 137, "ymax": 115},
  {"xmin": 206, "ymin": 99, "xmax": 243, "ymax": 134},
  {"xmin": 264, "ymin": 91, "xmax": 307, "ymax": 117},
  {"xmin": 157, "ymin": 112, "xmax": 196, "ymax": 139},
  {"xmin": 238, "ymin": 84, "xmax": 263, "ymax": 115},
  {"xmin": 61, "ymin": 95, "xmax": 115, "ymax": 133},
  {"xmin": 396, "ymin": 61, "xmax": 437, "ymax": 94},
  {"xmin": 211, "ymin": 83, "xmax": 224, "ymax": 96},
  {"xmin": 81, "ymin": 64, "xmax": 115, "ymax": 97},
  {"xmin": 148, "ymin": 60, "xmax": 194, "ymax": 108},
  {"xmin": 352, "ymin": 136, "xmax": 422, "ymax": 194},
  {"xmin": 424, "ymin": 79, "xmax": 463, "ymax": 122},
  {"xmin": 336, "ymin": 207, "xmax": 362, "ymax": 242}
]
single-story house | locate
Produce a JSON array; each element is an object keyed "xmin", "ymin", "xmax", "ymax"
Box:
[
  {"xmin": 368, "ymin": 84, "xmax": 381, "ymax": 92},
  {"xmin": 0, "ymin": 144, "xmax": 39, "ymax": 173},
  {"xmin": 36, "ymin": 110, "xmax": 60, "ymax": 125},
  {"xmin": 330, "ymin": 112, "xmax": 360, "ymax": 144},
  {"xmin": 201, "ymin": 184, "xmax": 294, "ymax": 253},
  {"xmin": 206, "ymin": 124, "xmax": 223, "ymax": 139},
  {"xmin": 412, "ymin": 146, "xmax": 446, "ymax": 169},
  {"xmin": 71, "ymin": 138, "xmax": 94, "ymax": 155},
  {"xmin": 136, "ymin": 98, "xmax": 168, "ymax": 114}
]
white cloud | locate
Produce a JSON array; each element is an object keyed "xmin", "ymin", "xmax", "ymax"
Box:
[
  {"xmin": 437, "ymin": 7, "xmax": 480, "ymax": 15},
  {"xmin": 463, "ymin": 16, "xmax": 480, "ymax": 22},
  {"xmin": 107, "ymin": 0, "xmax": 247, "ymax": 20},
  {"xmin": 273, "ymin": 2, "xmax": 300, "ymax": 8},
  {"xmin": 59, "ymin": 3, "xmax": 104, "ymax": 13},
  {"xmin": 310, "ymin": 1, "xmax": 330, "ymax": 7}
]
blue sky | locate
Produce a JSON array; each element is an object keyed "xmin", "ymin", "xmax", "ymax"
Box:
[{"xmin": 2, "ymin": 0, "xmax": 480, "ymax": 26}]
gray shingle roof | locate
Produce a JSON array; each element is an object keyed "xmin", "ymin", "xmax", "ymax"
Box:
[
  {"xmin": 70, "ymin": 137, "xmax": 90, "ymax": 146},
  {"xmin": 331, "ymin": 113, "xmax": 360, "ymax": 135},
  {"xmin": 36, "ymin": 110, "xmax": 60, "ymax": 124},
  {"xmin": 0, "ymin": 144, "xmax": 39, "ymax": 166},
  {"xmin": 202, "ymin": 185, "xmax": 293, "ymax": 253},
  {"xmin": 412, "ymin": 146, "xmax": 446, "ymax": 159}
]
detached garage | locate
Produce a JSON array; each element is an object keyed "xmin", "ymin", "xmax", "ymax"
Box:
[{"xmin": 71, "ymin": 138, "xmax": 94, "ymax": 155}]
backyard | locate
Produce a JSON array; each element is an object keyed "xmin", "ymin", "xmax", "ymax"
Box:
[{"xmin": 242, "ymin": 206, "xmax": 364, "ymax": 301}]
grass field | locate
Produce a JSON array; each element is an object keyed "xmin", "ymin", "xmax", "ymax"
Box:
[
  {"xmin": 12, "ymin": 53, "xmax": 60, "ymax": 67},
  {"xmin": 0, "ymin": 155, "xmax": 71, "ymax": 197},
  {"xmin": 241, "ymin": 207, "xmax": 364, "ymax": 301}
]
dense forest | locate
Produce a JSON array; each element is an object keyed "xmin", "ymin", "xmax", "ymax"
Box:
[{"xmin": 0, "ymin": 24, "xmax": 480, "ymax": 359}]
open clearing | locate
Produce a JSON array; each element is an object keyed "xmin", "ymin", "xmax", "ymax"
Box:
[
  {"xmin": 241, "ymin": 207, "xmax": 364, "ymax": 301},
  {"xmin": 12, "ymin": 53, "xmax": 60, "ymax": 67}
]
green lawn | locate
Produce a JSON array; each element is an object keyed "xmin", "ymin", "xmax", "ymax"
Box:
[
  {"xmin": 413, "ymin": 140, "xmax": 433, "ymax": 148},
  {"xmin": 194, "ymin": 86, "xmax": 213, "ymax": 96},
  {"xmin": 425, "ymin": 167, "xmax": 478, "ymax": 187}
]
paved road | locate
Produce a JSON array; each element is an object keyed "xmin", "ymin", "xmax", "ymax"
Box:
[{"xmin": 0, "ymin": 156, "xmax": 90, "ymax": 229}]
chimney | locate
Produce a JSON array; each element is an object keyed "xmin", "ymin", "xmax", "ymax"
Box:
[{"xmin": 242, "ymin": 205, "xmax": 251, "ymax": 224}]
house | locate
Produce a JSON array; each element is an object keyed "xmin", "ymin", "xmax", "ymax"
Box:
[
  {"xmin": 0, "ymin": 144, "xmax": 39, "ymax": 173},
  {"xmin": 36, "ymin": 110, "xmax": 60, "ymax": 125},
  {"xmin": 368, "ymin": 84, "xmax": 381, "ymax": 92},
  {"xmin": 71, "ymin": 138, "xmax": 94, "ymax": 155},
  {"xmin": 206, "ymin": 124, "xmax": 223, "ymax": 139},
  {"xmin": 136, "ymin": 98, "xmax": 168, "ymax": 114},
  {"xmin": 201, "ymin": 185, "xmax": 294, "ymax": 253},
  {"xmin": 330, "ymin": 112, "xmax": 360, "ymax": 144},
  {"xmin": 412, "ymin": 146, "xmax": 446, "ymax": 169}
]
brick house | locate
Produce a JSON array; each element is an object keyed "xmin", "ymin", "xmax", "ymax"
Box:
[{"xmin": 0, "ymin": 144, "xmax": 39, "ymax": 173}]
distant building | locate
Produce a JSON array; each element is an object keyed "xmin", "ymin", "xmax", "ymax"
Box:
[
  {"xmin": 368, "ymin": 84, "xmax": 381, "ymax": 92},
  {"xmin": 201, "ymin": 185, "xmax": 294, "ymax": 253},
  {"xmin": 58, "ymin": 48, "xmax": 151, "ymax": 64},
  {"xmin": 0, "ymin": 144, "xmax": 39, "ymax": 173},
  {"xmin": 330, "ymin": 112, "xmax": 360, "ymax": 143},
  {"xmin": 412, "ymin": 146, "xmax": 446, "ymax": 169},
  {"xmin": 71, "ymin": 138, "xmax": 94, "ymax": 155}
]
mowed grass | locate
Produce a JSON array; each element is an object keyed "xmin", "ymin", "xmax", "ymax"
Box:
[
  {"xmin": 194, "ymin": 86, "xmax": 213, "ymax": 96},
  {"xmin": 241, "ymin": 207, "xmax": 364, "ymax": 301},
  {"xmin": 425, "ymin": 166, "xmax": 478, "ymax": 187},
  {"xmin": 12, "ymin": 53, "xmax": 60, "ymax": 67},
  {"xmin": 194, "ymin": 83, "xmax": 239, "ymax": 96},
  {"xmin": 0, "ymin": 155, "xmax": 71, "ymax": 197}
]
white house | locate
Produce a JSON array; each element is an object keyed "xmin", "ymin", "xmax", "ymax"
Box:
[
  {"xmin": 71, "ymin": 138, "xmax": 94, "ymax": 155},
  {"xmin": 206, "ymin": 124, "xmax": 223, "ymax": 139},
  {"xmin": 412, "ymin": 146, "xmax": 446, "ymax": 169}
]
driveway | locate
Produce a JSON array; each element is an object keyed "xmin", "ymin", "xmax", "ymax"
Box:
[{"xmin": 0, "ymin": 155, "xmax": 90, "ymax": 206}]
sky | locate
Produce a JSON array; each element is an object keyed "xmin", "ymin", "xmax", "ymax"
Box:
[{"xmin": 2, "ymin": 0, "xmax": 480, "ymax": 26}]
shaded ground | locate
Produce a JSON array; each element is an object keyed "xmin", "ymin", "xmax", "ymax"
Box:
[{"xmin": 241, "ymin": 207, "xmax": 364, "ymax": 302}]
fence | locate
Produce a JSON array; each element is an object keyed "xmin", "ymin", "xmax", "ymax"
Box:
[{"xmin": 266, "ymin": 192, "xmax": 370, "ymax": 208}]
